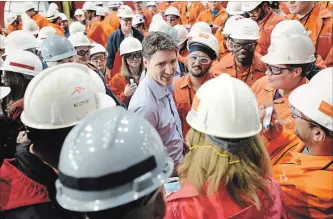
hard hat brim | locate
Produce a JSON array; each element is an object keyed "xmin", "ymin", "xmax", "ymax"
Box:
[{"xmin": 0, "ymin": 86, "xmax": 11, "ymax": 99}]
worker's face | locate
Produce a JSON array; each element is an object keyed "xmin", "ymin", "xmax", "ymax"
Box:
[
  {"xmin": 145, "ymin": 50, "xmax": 177, "ymax": 87},
  {"xmin": 232, "ymin": 39, "xmax": 256, "ymax": 65},
  {"xmin": 55, "ymin": 17, "xmax": 62, "ymax": 26},
  {"xmin": 85, "ymin": 10, "xmax": 94, "ymax": 20},
  {"xmin": 125, "ymin": 51, "xmax": 142, "ymax": 68},
  {"xmin": 26, "ymin": 9, "xmax": 35, "ymax": 17},
  {"xmin": 75, "ymin": 46, "xmax": 91, "ymax": 64},
  {"xmin": 224, "ymin": 35, "xmax": 233, "ymax": 52},
  {"xmin": 166, "ymin": 15, "xmax": 179, "ymax": 27},
  {"xmin": 90, "ymin": 52, "xmax": 106, "ymax": 71},
  {"xmin": 134, "ymin": 1, "xmax": 143, "ymax": 10},
  {"xmin": 247, "ymin": 5, "xmax": 265, "ymax": 22},
  {"xmin": 61, "ymin": 20, "xmax": 69, "ymax": 28},
  {"xmin": 265, "ymin": 64, "xmax": 300, "ymax": 90},
  {"xmin": 286, "ymin": 1, "xmax": 314, "ymax": 15},
  {"xmin": 17, "ymin": 15, "xmax": 22, "ymax": 22},
  {"xmin": 147, "ymin": 5, "xmax": 157, "ymax": 12},
  {"xmin": 208, "ymin": 2, "xmax": 220, "ymax": 11},
  {"xmin": 187, "ymin": 51, "xmax": 212, "ymax": 78},
  {"xmin": 75, "ymin": 14, "xmax": 83, "ymax": 22},
  {"xmin": 120, "ymin": 17, "xmax": 133, "ymax": 32},
  {"xmin": 47, "ymin": 56, "xmax": 74, "ymax": 67}
]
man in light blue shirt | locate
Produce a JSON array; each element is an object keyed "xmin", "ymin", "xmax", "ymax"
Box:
[{"xmin": 129, "ymin": 31, "xmax": 184, "ymax": 169}]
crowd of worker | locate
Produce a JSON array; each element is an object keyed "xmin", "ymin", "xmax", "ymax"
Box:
[{"xmin": 0, "ymin": 1, "xmax": 332, "ymax": 218}]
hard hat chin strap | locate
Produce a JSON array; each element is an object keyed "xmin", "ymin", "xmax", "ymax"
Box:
[{"xmin": 206, "ymin": 135, "xmax": 251, "ymax": 153}]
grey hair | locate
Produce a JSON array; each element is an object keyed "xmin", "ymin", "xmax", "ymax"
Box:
[{"xmin": 142, "ymin": 31, "xmax": 178, "ymax": 60}]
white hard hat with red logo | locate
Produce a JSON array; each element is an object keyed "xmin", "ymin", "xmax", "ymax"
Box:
[
  {"xmin": 21, "ymin": 63, "xmax": 116, "ymax": 130},
  {"xmin": 289, "ymin": 67, "xmax": 333, "ymax": 131},
  {"xmin": 120, "ymin": 37, "xmax": 142, "ymax": 56},
  {"xmin": 187, "ymin": 74, "xmax": 262, "ymax": 138},
  {"xmin": 2, "ymin": 50, "xmax": 43, "ymax": 77},
  {"xmin": 37, "ymin": 26, "xmax": 57, "ymax": 46},
  {"xmin": 222, "ymin": 15, "xmax": 244, "ymax": 35}
]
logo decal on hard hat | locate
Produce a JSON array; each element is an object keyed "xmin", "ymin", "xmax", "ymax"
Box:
[
  {"xmin": 198, "ymin": 33, "xmax": 209, "ymax": 39},
  {"xmin": 319, "ymin": 101, "xmax": 333, "ymax": 117},
  {"xmin": 71, "ymin": 87, "xmax": 86, "ymax": 96},
  {"xmin": 9, "ymin": 62, "xmax": 35, "ymax": 71}
]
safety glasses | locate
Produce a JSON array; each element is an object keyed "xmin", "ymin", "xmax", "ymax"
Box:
[
  {"xmin": 291, "ymin": 106, "xmax": 319, "ymax": 126},
  {"xmin": 124, "ymin": 51, "xmax": 142, "ymax": 60},
  {"xmin": 188, "ymin": 54, "xmax": 211, "ymax": 65},
  {"xmin": 77, "ymin": 49, "xmax": 90, "ymax": 56},
  {"xmin": 122, "ymin": 18, "xmax": 133, "ymax": 23},
  {"xmin": 232, "ymin": 41, "xmax": 256, "ymax": 51},
  {"xmin": 266, "ymin": 64, "xmax": 296, "ymax": 75},
  {"xmin": 91, "ymin": 55, "xmax": 106, "ymax": 62},
  {"xmin": 166, "ymin": 16, "xmax": 177, "ymax": 21}
]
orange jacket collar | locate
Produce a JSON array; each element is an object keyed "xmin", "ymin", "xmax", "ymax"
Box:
[
  {"xmin": 258, "ymin": 8, "xmax": 274, "ymax": 25},
  {"xmin": 289, "ymin": 152, "xmax": 333, "ymax": 171},
  {"xmin": 179, "ymin": 72, "xmax": 213, "ymax": 89},
  {"xmin": 224, "ymin": 52, "xmax": 266, "ymax": 73}
]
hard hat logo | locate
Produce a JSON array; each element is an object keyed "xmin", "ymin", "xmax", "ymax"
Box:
[
  {"xmin": 198, "ymin": 33, "xmax": 209, "ymax": 39},
  {"xmin": 9, "ymin": 62, "xmax": 35, "ymax": 71},
  {"xmin": 71, "ymin": 87, "xmax": 86, "ymax": 96},
  {"xmin": 319, "ymin": 101, "xmax": 333, "ymax": 118},
  {"xmin": 192, "ymin": 96, "xmax": 201, "ymax": 112}
]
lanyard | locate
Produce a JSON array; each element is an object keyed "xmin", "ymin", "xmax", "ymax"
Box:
[
  {"xmin": 259, "ymin": 12, "xmax": 273, "ymax": 33},
  {"xmin": 166, "ymin": 94, "xmax": 183, "ymax": 138},
  {"xmin": 234, "ymin": 59, "xmax": 253, "ymax": 83},
  {"xmin": 299, "ymin": 6, "xmax": 315, "ymax": 30}
]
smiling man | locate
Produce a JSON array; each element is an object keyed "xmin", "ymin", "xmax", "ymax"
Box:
[{"xmin": 129, "ymin": 31, "xmax": 184, "ymax": 171}]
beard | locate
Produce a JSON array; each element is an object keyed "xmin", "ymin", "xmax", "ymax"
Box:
[{"xmin": 190, "ymin": 66, "xmax": 207, "ymax": 78}]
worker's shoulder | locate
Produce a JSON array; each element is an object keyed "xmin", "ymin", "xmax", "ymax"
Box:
[{"xmin": 251, "ymin": 75, "xmax": 269, "ymax": 93}]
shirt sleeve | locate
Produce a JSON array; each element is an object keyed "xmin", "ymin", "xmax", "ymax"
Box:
[{"xmin": 129, "ymin": 105, "xmax": 158, "ymax": 128}]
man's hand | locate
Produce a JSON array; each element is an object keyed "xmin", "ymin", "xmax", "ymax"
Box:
[{"xmin": 260, "ymin": 105, "xmax": 283, "ymax": 140}]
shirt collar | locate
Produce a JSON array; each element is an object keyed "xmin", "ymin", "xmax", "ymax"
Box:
[
  {"xmin": 290, "ymin": 152, "xmax": 333, "ymax": 171},
  {"xmin": 225, "ymin": 52, "xmax": 266, "ymax": 73},
  {"xmin": 146, "ymin": 75, "xmax": 170, "ymax": 100},
  {"xmin": 179, "ymin": 74, "xmax": 191, "ymax": 89}
]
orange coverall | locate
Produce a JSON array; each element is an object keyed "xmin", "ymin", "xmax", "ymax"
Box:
[
  {"xmin": 103, "ymin": 11, "xmax": 120, "ymax": 36},
  {"xmin": 196, "ymin": 8, "xmax": 228, "ymax": 28},
  {"xmin": 87, "ymin": 19, "xmax": 107, "ymax": 47},
  {"xmin": 287, "ymin": 4, "xmax": 333, "ymax": 67},
  {"xmin": 32, "ymin": 13, "xmax": 49, "ymax": 29},
  {"xmin": 268, "ymin": 130, "xmax": 333, "ymax": 219},
  {"xmin": 7, "ymin": 23, "xmax": 22, "ymax": 34},
  {"xmin": 176, "ymin": 2, "xmax": 205, "ymax": 27},
  {"xmin": 210, "ymin": 52, "xmax": 267, "ymax": 87},
  {"xmin": 47, "ymin": 23, "xmax": 64, "ymax": 36},
  {"xmin": 256, "ymin": 9, "xmax": 284, "ymax": 56},
  {"xmin": 173, "ymin": 73, "xmax": 213, "ymax": 138},
  {"xmin": 110, "ymin": 72, "xmax": 140, "ymax": 106}
]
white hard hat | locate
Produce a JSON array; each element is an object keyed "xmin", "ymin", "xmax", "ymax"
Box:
[
  {"xmin": 83, "ymin": 2, "xmax": 97, "ymax": 11},
  {"xmin": 94, "ymin": 1, "xmax": 104, "ymax": 6},
  {"xmin": 132, "ymin": 14, "xmax": 145, "ymax": 26},
  {"xmin": 261, "ymin": 35, "xmax": 316, "ymax": 65},
  {"xmin": 187, "ymin": 32, "xmax": 219, "ymax": 59},
  {"xmin": 271, "ymin": 20, "xmax": 309, "ymax": 43},
  {"xmin": 22, "ymin": 19, "xmax": 40, "ymax": 35},
  {"xmin": 74, "ymin": 9, "xmax": 84, "ymax": 16},
  {"xmin": 4, "ymin": 30, "xmax": 39, "ymax": 54},
  {"xmin": 0, "ymin": 87, "xmax": 11, "ymax": 99},
  {"xmin": 47, "ymin": 9, "xmax": 60, "ymax": 21},
  {"xmin": 49, "ymin": 2, "xmax": 59, "ymax": 11},
  {"xmin": 222, "ymin": 15, "xmax": 244, "ymax": 35},
  {"xmin": 165, "ymin": 6, "xmax": 180, "ymax": 17},
  {"xmin": 6, "ymin": 12, "xmax": 17, "ymax": 25},
  {"xmin": 230, "ymin": 18, "xmax": 259, "ymax": 40},
  {"xmin": 188, "ymin": 22, "xmax": 212, "ymax": 38},
  {"xmin": 0, "ymin": 35, "xmax": 6, "ymax": 49},
  {"xmin": 149, "ymin": 16, "xmax": 167, "ymax": 32},
  {"xmin": 120, "ymin": 37, "xmax": 142, "ymax": 56},
  {"xmin": 147, "ymin": 1, "xmax": 157, "ymax": 7},
  {"xmin": 96, "ymin": 6, "xmax": 105, "ymax": 16},
  {"xmin": 69, "ymin": 21, "xmax": 86, "ymax": 35},
  {"xmin": 151, "ymin": 13, "xmax": 164, "ymax": 23},
  {"xmin": 23, "ymin": 2, "xmax": 36, "ymax": 12},
  {"xmin": 41, "ymin": 35, "xmax": 76, "ymax": 62},
  {"xmin": 174, "ymin": 25, "xmax": 189, "ymax": 46},
  {"xmin": 37, "ymin": 26, "xmax": 56, "ymax": 46},
  {"xmin": 149, "ymin": 22, "xmax": 180, "ymax": 45},
  {"xmin": 289, "ymin": 68, "xmax": 333, "ymax": 131},
  {"xmin": 69, "ymin": 33, "xmax": 93, "ymax": 48},
  {"xmin": 90, "ymin": 43, "xmax": 107, "ymax": 56},
  {"xmin": 241, "ymin": 1, "xmax": 263, "ymax": 12},
  {"xmin": 56, "ymin": 107, "xmax": 173, "ymax": 212},
  {"xmin": 2, "ymin": 50, "xmax": 43, "ymax": 77},
  {"xmin": 118, "ymin": 5, "xmax": 134, "ymax": 18},
  {"xmin": 187, "ymin": 74, "xmax": 262, "ymax": 138},
  {"xmin": 226, "ymin": 2, "xmax": 244, "ymax": 15},
  {"xmin": 21, "ymin": 63, "xmax": 116, "ymax": 130},
  {"xmin": 59, "ymin": 13, "xmax": 68, "ymax": 21},
  {"xmin": 108, "ymin": 1, "xmax": 123, "ymax": 8}
]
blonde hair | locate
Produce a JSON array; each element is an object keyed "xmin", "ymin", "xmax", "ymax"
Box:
[
  {"xmin": 179, "ymin": 129, "xmax": 272, "ymax": 209},
  {"xmin": 120, "ymin": 56, "xmax": 144, "ymax": 78}
]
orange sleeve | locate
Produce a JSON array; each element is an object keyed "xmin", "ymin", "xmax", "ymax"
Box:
[
  {"xmin": 144, "ymin": 11, "xmax": 153, "ymax": 28},
  {"xmin": 279, "ymin": 2, "xmax": 290, "ymax": 15},
  {"xmin": 324, "ymin": 46, "xmax": 333, "ymax": 67},
  {"xmin": 87, "ymin": 22, "xmax": 107, "ymax": 46},
  {"xmin": 110, "ymin": 73, "xmax": 130, "ymax": 105}
]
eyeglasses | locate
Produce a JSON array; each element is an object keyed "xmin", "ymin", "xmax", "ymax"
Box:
[
  {"xmin": 291, "ymin": 106, "xmax": 320, "ymax": 126},
  {"xmin": 122, "ymin": 18, "xmax": 133, "ymax": 23},
  {"xmin": 266, "ymin": 64, "xmax": 296, "ymax": 75},
  {"xmin": 248, "ymin": 7, "xmax": 260, "ymax": 15},
  {"xmin": 224, "ymin": 35, "xmax": 231, "ymax": 40},
  {"xmin": 188, "ymin": 54, "xmax": 211, "ymax": 65},
  {"xmin": 124, "ymin": 51, "xmax": 142, "ymax": 60},
  {"xmin": 166, "ymin": 16, "xmax": 177, "ymax": 21},
  {"xmin": 232, "ymin": 41, "xmax": 256, "ymax": 50},
  {"xmin": 77, "ymin": 49, "xmax": 90, "ymax": 56},
  {"xmin": 91, "ymin": 55, "xmax": 106, "ymax": 62}
]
